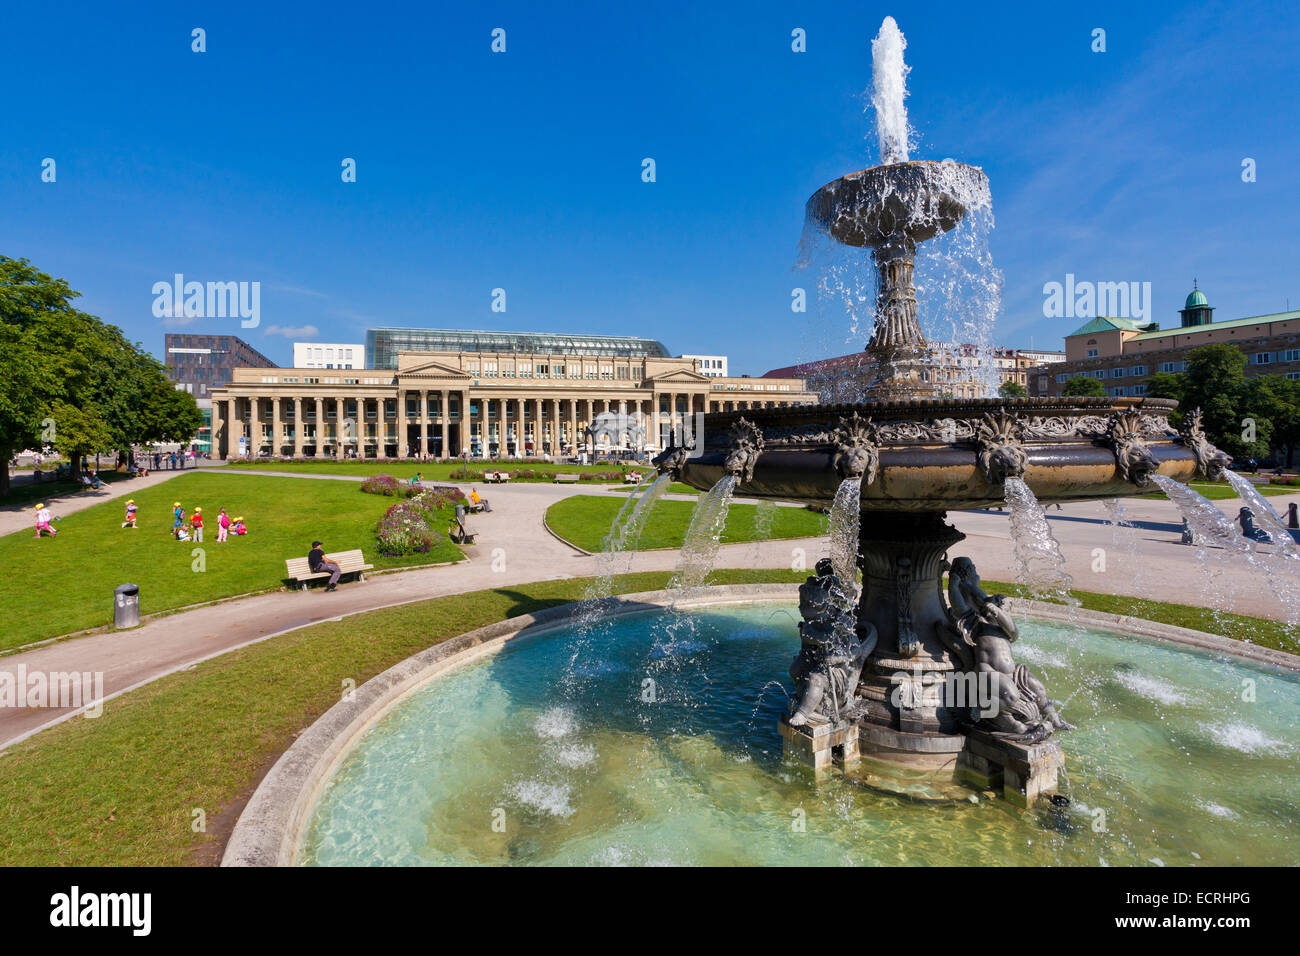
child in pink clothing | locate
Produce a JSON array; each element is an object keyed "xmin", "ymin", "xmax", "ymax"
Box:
[{"xmin": 217, "ymin": 508, "xmax": 230, "ymax": 542}]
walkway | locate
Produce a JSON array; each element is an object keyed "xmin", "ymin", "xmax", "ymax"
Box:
[{"xmin": 2, "ymin": 468, "xmax": 1297, "ymax": 748}]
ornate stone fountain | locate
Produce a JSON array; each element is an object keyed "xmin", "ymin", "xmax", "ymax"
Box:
[{"xmin": 654, "ymin": 19, "xmax": 1231, "ymax": 805}]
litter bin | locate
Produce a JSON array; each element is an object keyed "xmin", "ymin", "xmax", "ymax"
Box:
[{"xmin": 114, "ymin": 583, "xmax": 140, "ymax": 629}]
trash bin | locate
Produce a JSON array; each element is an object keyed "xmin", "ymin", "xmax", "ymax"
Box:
[
  {"xmin": 455, "ymin": 504, "xmax": 466, "ymax": 521},
  {"xmin": 114, "ymin": 583, "xmax": 140, "ymax": 629}
]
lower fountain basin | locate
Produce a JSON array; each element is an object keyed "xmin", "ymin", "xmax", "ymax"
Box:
[
  {"xmin": 298, "ymin": 601, "xmax": 1300, "ymax": 866},
  {"xmin": 669, "ymin": 397, "xmax": 1201, "ymax": 510}
]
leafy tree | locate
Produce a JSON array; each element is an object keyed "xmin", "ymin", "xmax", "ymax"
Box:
[
  {"xmin": 0, "ymin": 256, "xmax": 198, "ymax": 494},
  {"xmin": 1062, "ymin": 375, "xmax": 1106, "ymax": 397},
  {"xmin": 998, "ymin": 380, "xmax": 1028, "ymax": 398}
]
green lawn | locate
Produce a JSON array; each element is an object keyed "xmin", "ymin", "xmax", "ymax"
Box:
[
  {"xmin": 615, "ymin": 481, "xmax": 699, "ymax": 495},
  {"xmin": 225, "ymin": 459, "xmax": 652, "ymax": 483},
  {"xmin": 0, "ymin": 472, "xmax": 461, "ymax": 651},
  {"xmin": 1140, "ymin": 481, "xmax": 1297, "ymax": 501},
  {"xmin": 0, "ymin": 567, "xmax": 1291, "ymax": 866},
  {"xmin": 546, "ymin": 494, "xmax": 828, "ymax": 552}
]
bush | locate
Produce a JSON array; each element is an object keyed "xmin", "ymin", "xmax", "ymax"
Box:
[{"xmin": 360, "ymin": 474, "xmax": 419, "ymax": 497}]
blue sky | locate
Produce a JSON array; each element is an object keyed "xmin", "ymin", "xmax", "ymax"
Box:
[{"xmin": 3, "ymin": 0, "xmax": 1297, "ymax": 374}]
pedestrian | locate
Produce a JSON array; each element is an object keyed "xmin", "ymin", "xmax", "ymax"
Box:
[
  {"xmin": 34, "ymin": 502, "xmax": 57, "ymax": 538},
  {"xmin": 217, "ymin": 507, "xmax": 230, "ymax": 542},
  {"xmin": 232, "ymin": 516, "xmax": 247, "ymax": 535},
  {"xmin": 172, "ymin": 501, "xmax": 184, "ymax": 536},
  {"xmin": 191, "ymin": 507, "xmax": 204, "ymax": 542},
  {"xmin": 307, "ymin": 540, "xmax": 342, "ymax": 592},
  {"xmin": 122, "ymin": 499, "xmax": 138, "ymax": 528}
]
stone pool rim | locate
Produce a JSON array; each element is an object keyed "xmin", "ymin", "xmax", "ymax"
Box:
[{"xmin": 221, "ymin": 583, "xmax": 1300, "ymax": 867}]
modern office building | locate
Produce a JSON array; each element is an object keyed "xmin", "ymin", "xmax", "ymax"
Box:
[
  {"xmin": 683, "ymin": 354, "xmax": 729, "ymax": 378},
  {"xmin": 293, "ymin": 342, "xmax": 365, "ymax": 369},
  {"xmin": 764, "ymin": 344, "xmax": 1053, "ymax": 402},
  {"xmin": 163, "ymin": 333, "xmax": 277, "ymax": 450},
  {"xmin": 209, "ymin": 336, "xmax": 816, "ymax": 460},
  {"xmin": 1034, "ymin": 286, "xmax": 1300, "ymax": 398},
  {"xmin": 365, "ymin": 328, "xmax": 671, "ymax": 370}
]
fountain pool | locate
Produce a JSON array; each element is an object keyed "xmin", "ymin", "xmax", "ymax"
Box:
[{"xmin": 300, "ymin": 602, "xmax": 1300, "ymax": 867}]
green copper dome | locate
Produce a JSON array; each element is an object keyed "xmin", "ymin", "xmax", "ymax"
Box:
[{"xmin": 1185, "ymin": 288, "xmax": 1208, "ymax": 309}]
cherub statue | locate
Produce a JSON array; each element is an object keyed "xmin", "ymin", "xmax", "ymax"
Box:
[
  {"xmin": 946, "ymin": 557, "xmax": 1073, "ymax": 742},
  {"xmin": 788, "ymin": 559, "xmax": 877, "ymax": 727}
]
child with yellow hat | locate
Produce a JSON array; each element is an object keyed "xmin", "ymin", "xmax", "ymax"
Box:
[
  {"xmin": 34, "ymin": 502, "xmax": 56, "ymax": 538},
  {"xmin": 122, "ymin": 499, "xmax": 138, "ymax": 528},
  {"xmin": 191, "ymin": 506, "xmax": 204, "ymax": 542},
  {"xmin": 172, "ymin": 501, "xmax": 184, "ymax": 537}
]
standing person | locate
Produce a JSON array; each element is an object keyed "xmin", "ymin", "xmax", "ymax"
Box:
[
  {"xmin": 122, "ymin": 499, "xmax": 138, "ymax": 528},
  {"xmin": 307, "ymin": 540, "xmax": 342, "ymax": 592},
  {"xmin": 191, "ymin": 507, "xmax": 204, "ymax": 542},
  {"xmin": 217, "ymin": 508, "xmax": 230, "ymax": 542},
  {"xmin": 172, "ymin": 501, "xmax": 184, "ymax": 536},
  {"xmin": 34, "ymin": 503, "xmax": 57, "ymax": 538}
]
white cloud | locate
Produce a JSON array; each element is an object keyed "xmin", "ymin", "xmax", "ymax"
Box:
[{"xmin": 264, "ymin": 324, "xmax": 319, "ymax": 338}]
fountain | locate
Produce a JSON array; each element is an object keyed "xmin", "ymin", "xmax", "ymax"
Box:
[{"xmin": 654, "ymin": 17, "xmax": 1234, "ymax": 805}]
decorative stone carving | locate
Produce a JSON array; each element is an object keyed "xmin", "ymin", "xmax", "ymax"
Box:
[
  {"xmin": 788, "ymin": 559, "xmax": 878, "ymax": 726},
  {"xmin": 946, "ymin": 557, "xmax": 1073, "ymax": 743},
  {"xmin": 975, "ymin": 409, "xmax": 1028, "ymax": 484},
  {"xmin": 832, "ymin": 412, "xmax": 880, "ymax": 483},
  {"xmin": 1105, "ymin": 408, "xmax": 1158, "ymax": 486},
  {"xmin": 895, "ymin": 555, "xmax": 920, "ymax": 658},
  {"xmin": 652, "ymin": 445, "xmax": 692, "ymax": 481},
  {"xmin": 723, "ymin": 418, "xmax": 764, "ymax": 483},
  {"xmin": 1179, "ymin": 408, "xmax": 1232, "ymax": 480}
]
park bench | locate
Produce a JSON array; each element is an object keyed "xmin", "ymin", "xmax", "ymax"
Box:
[
  {"xmin": 554, "ymin": 473, "xmax": 581, "ymax": 484},
  {"xmin": 448, "ymin": 509, "xmax": 478, "ymax": 544},
  {"xmin": 484, "ymin": 472, "xmax": 511, "ymax": 484},
  {"xmin": 284, "ymin": 548, "xmax": 374, "ymax": 592}
]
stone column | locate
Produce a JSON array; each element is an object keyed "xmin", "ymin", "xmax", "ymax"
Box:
[
  {"xmin": 439, "ymin": 389, "xmax": 450, "ymax": 460},
  {"xmin": 249, "ymin": 397, "xmax": 262, "ymax": 458},
  {"xmin": 568, "ymin": 399, "xmax": 577, "ymax": 457},
  {"xmin": 335, "ymin": 397, "xmax": 345, "ymax": 459},
  {"xmin": 210, "ymin": 399, "xmax": 224, "ymax": 460},
  {"xmin": 273, "ymin": 396, "xmax": 284, "ymax": 457},
  {"xmin": 533, "ymin": 398, "xmax": 543, "ymax": 456},
  {"xmin": 292, "ymin": 398, "xmax": 303, "ymax": 457}
]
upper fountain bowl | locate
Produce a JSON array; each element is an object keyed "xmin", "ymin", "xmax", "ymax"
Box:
[
  {"xmin": 656, "ymin": 397, "xmax": 1230, "ymax": 511},
  {"xmin": 806, "ymin": 160, "xmax": 990, "ymax": 248}
]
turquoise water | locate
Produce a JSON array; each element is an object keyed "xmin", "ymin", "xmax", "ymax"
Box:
[{"xmin": 301, "ymin": 604, "xmax": 1300, "ymax": 866}]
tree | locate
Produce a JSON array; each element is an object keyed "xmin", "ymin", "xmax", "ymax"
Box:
[
  {"xmin": 0, "ymin": 256, "xmax": 196, "ymax": 494},
  {"xmin": 1062, "ymin": 375, "xmax": 1106, "ymax": 397},
  {"xmin": 998, "ymin": 380, "xmax": 1028, "ymax": 398}
]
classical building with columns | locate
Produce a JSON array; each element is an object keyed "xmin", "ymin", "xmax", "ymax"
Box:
[{"xmin": 208, "ymin": 342, "xmax": 816, "ymax": 460}]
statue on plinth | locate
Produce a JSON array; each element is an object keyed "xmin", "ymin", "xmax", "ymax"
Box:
[
  {"xmin": 946, "ymin": 557, "xmax": 1073, "ymax": 743},
  {"xmin": 788, "ymin": 559, "xmax": 877, "ymax": 727}
]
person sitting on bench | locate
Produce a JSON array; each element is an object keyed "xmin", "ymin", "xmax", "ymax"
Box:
[
  {"xmin": 308, "ymin": 540, "xmax": 342, "ymax": 592},
  {"xmin": 469, "ymin": 488, "xmax": 492, "ymax": 512}
]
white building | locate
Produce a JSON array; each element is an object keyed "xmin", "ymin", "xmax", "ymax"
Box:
[
  {"xmin": 293, "ymin": 342, "xmax": 365, "ymax": 370},
  {"xmin": 683, "ymin": 354, "xmax": 728, "ymax": 378}
]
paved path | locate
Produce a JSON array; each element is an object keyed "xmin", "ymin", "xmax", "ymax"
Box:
[
  {"xmin": 2, "ymin": 468, "xmax": 1297, "ymax": 748},
  {"xmin": 0, "ymin": 467, "xmax": 201, "ymax": 538}
]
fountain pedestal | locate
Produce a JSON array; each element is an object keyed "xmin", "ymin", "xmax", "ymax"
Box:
[
  {"xmin": 956, "ymin": 729, "xmax": 1065, "ymax": 807},
  {"xmin": 777, "ymin": 715, "xmax": 861, "ymax": 776}
]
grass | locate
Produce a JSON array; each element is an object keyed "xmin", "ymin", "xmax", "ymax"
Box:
[
  {"xmin": 545, "ymin": 494, "xmax": 829, "ymax": 551},
  {"xmin": 1140, "ymin": 481, "xmax": 1297, "ymax": 501},
  {"xmin": 2, "ymin": 470, "xmax": 132, "ymax": 508},
  {"xmin": 615, "ymin": 482, "xmax": 698, "ymax": 495},
  {"xmin": 0, "ymin": 472, "xmax": 462, "ymax": 651},
  {"xmin": 0, "ymin": 566, "xmax": 1292, "ymax": 866},
  {"xmin": 225, "ymin": 459, "xmax": 652, "ymax": 483}
]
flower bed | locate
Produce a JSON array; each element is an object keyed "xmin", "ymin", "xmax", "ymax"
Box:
[{"xmin": 374, "ymin": 486, "xmax": 467, "ymax": 556}]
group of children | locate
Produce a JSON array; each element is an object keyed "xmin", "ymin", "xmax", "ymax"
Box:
[
  {"xmin": 165, "ymin": 501, "xmax": 246, "ymax": 541},
  {"xmin": 33, "ymin": 497, "xmax": 249, "ymax": 540}
]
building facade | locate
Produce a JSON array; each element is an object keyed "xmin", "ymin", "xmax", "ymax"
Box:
[
  {"xmin": 164, "ymin": 333, "xmax": 278, "ymax": 451},
  {"xmin": 683, "ymin": 354, "xmax": 729, "ymax": 377},
  {"xmin": 764, "ymin": 344, "xmax": 1058, "ymax": 402},
  {"xmin": 365, "ymin": 327, "xmax": 671, "ymax": 370},
  {"xmin": 1034, "ymin": 288, "xmax": 1300, "ymax": 398},
  {"xmin": 293, "ymin": 342, "xmax": 365, "ymax": 369},
  {"xmin": 209, "ymin": 346, "xmax": 816, "ymax": 460}
]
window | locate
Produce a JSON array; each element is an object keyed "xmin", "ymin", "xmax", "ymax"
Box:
[
  {"xmin": 1254, "ymin": 352, "xmax": 1273, "ymax": 365},
  {"xmin": 1159, "ymin": 361, "xmax": 1186, "ymax": 374},
  {"xmin": 1130, "ymin": 365, "xmax": 1147, "ymax": 376},
  {"xmin": 1282, "ymin": 349, "xmax": 1300, "ymax": 362},
  {"xmin": 1133, "ymin": 384, "xmax": 1147, "ymax": 396},
  {"xmin": 1092, "ymin": 370, "xmax": 1106, "ymax": 380},
  {"xmin": 1086, "ymin": 349, "xmax": 1099, "ymax": 358},
  {"xmin": 1288, "ymin": 372, "xmax": 1300, "ymax": 381},
  {"xmin": 1111, "ymin": 367, "xmax": 1125, "ymax": 378}
]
